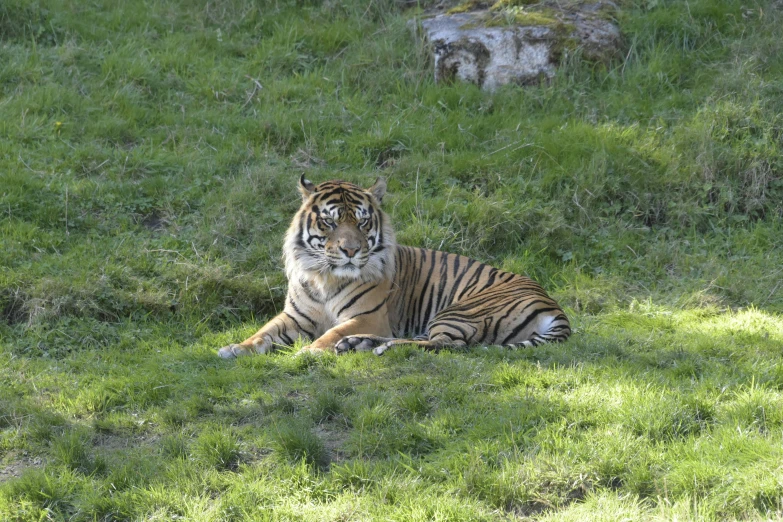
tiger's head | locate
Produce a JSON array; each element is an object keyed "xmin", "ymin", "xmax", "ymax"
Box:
[{"xmin": 284, "ymin": 176, "xmax": 395, "ymax": 285}]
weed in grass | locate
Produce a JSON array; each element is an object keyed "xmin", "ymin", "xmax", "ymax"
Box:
[
  {"xmin": 311, "ymin": 389, "xmax": 344, "ymax": 423},
  {"xmin": 75, "ymin": 386, "xmax": 124, "ymax": 415},
  {"xmin": 50, "ymin": 430, "xmax": 106, "ymax": 475},
  {"xmin": 182, "ymin": 395, "xmax": 214, "ymax": 417},
  {"xmin": 80, "ymin": 492, "xmax": 134, "ymax": 522},
  {"xmin": 160, "ymin": 434, "xmax": 189, "ymax": 460},
  {"xmin": 625, "ymin": 392, "xmax": 709, "ymax": 442},
  {"xmin": 26, "ymin": 411, "xmax": 68, "ymax": 445},
  {"xmin": 2, "ymin": 468, "xmax": 78, "ymax": 518},
  {"xmin": 395, "ymin": 422, "xmax": 442, "ymax": 456},
  {"xmin": 396, "ymin": 390, "xmax": 431, "ymax": 418},
  {"xmin": 448, "ymin": 450, "xmax": 526, "ymax": 510},
  {"xmin": 0, "ymin": 404, "xmax": 14, "ymax": 430},
  {"xmin": 270, "ymin": 421, "xmax": 329, "ymax": 469},
  {"xmin": 0, "ymin": 1, "xmax": 62, "ymax": 47},
  {"xmin": 193, "ymin": 427, "xmax": 240, "ymax": 471},
  {"xmin": 352, "ymin": 402, "xmax": 395, "ymax": 430},
  {"xmin": 330, "ymin": 459, "xmax": 380, "ymax": 492},
  {"xmin": 720, "ymin": 385, "xmax": 783, "ymax": 433},
  {"xmin": 265, "ymin": 395, "xmax": 299, "ymax": 415},
  {"xmin": 159, "ymin": 404, "xmax": 189, "ymax": 427},
  {"xmin": 491, "ymin": 362, "xmax": 527, "ymax": 388},
  {"xmin": 287, "ymin": 350, "xmax": 337, "ymax": 375},
  {"xmin": 106, "ymin": 457, "xmax": 158, "ymax": 492},
  {"xmin": 429, "ymin": 410, "xmax": 464, "ymax": 436}
]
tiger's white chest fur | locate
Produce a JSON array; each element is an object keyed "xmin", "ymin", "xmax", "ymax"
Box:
[{"xmin": 288, "ymin": 271, "xmax": 394, "ymax": 339}]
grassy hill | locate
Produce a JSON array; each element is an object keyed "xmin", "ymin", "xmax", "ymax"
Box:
[{"xmin": 1, "ymin": 0, "xmax": 782, "ymax": 519}]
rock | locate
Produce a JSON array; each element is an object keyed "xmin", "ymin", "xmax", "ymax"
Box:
[{"xmin": 412, "ymin": 2, "xmax": 622, "ymax": 90}]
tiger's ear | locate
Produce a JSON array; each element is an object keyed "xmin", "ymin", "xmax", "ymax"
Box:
[
  {"xmin": 368, "ymin": 177, "xmax": 387, "ymax": 203},
  {"xmin": 298, "ymin": 175, "xmax": 316, "ymax": 201}
]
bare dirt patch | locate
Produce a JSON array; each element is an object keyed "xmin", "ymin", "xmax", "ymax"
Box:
[{"xmin": 0, "ymin": 452, "xmax": 43, "ymax": 483}]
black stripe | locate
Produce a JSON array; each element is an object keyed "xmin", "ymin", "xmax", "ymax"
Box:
[
  {"xmin": 474, "ymin": 268, "xmax": 498, "ymax": 294},
  {"xmin": 349, "ymin": 297, "xmax": 388, "ymax": 319},
  {"xmin": 343, "ymin": 193, "xmax": 362, "ymax": 205},
  {"xmin": 330, "ymin": 280, "xmax": 353, "ymax": 299},
  {"xmin": 298, "ymin": 281, "xmax": 322, "ymax": 303},
  {"xmin": 456, "ymin": 264, "xmax": 484, "ymax": 300},
  {"xmin": 421, "ymin": 288, "xmax": 435, "ymax": 334},
  {"xmin": 441, "ymin": 287, "xmax": 522, "ymax": 313},
  {"xmin": 492, "ymin": 300, "xmax": 527, "ymax": 340},
  {"xmin": 307, "ymin": 234, "xmax": 326, "ymax": 248},
  {"xmin": 434, "ymin": 253, "xmax": 449, "ymax": 314},
  {"xmin": 295, "ymin": 215, "xmax": 308, "ymax": 249},
  {"xmin": 458, "ymin": 264, "xmax": 489, "ymax": 300},
  {"xmin": 500, "ymin": 307, "xmax": 559, "ymax": 345},
  {"xmin": 337, "ymin": 284, "xmax": 378, "ymax": 316},
  {"xmin": 285, "ymin": 299, "xmax": 315, "ymax": 326},
  {"xmin": 406, "ymin": 249, "xmax": 424, "ymax": 335},
  {"xmin": 449, "ymin": 258, "xmax": 477, "ymax": 302},
  {"xmin": 429, "ymin": 320, "xmax": 470, "ymax": 339},
  {"xmin": 477, "ymin": 317, "xmax": 493, "ymax": 343},
  {"xmin": 376, "ymin": 213, "xmax": 385, "ymax": 253},
  {"xmin": 319, "ymin": 188, "xmax": 344, "ymax": 199},
  {"xmin": 284, "ymin": 312, "xmax": 315, "ymax": 339},
  {"xmin": 416, "ymin": 250, "xmax": 437, "ymax": 333}
]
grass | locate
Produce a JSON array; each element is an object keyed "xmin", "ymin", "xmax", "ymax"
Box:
[{"xmin": 1, "ymin": 0, "xmax": 782, "ymax": 519}]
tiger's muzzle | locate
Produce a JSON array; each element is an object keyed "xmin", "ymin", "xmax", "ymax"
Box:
[{"xmin": 326, "ymin": 224, "xmax": 368, "ymax": 275}]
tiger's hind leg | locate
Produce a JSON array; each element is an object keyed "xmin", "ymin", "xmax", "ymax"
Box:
[
  {"xmin": 374, "ymin": 290, "xmax": 570, "ymax": 355},
  {"xmin": 334, "ymin": 335, "xmax": 429, "ymax": 355},
  {"xmin": 370, "ymin": 319, "xmax": 474, "ymax": 356},
  {"xmin": 372, "ymin": 333, "xmax": 466, "ymax": 356},
  {"xmin": 509, "ymin": 333, "xmax": 564, "ymax": 349},
  {"xmin": 371, "ymin": 300, "xmax": 486, "ymax": 355},
  {"xmin": 335, "ymin": 333, "xmax": 430, "ymax": 354},
  {"xmin": 374, "ymin": 312, "xmax": 569, "ymax": 355},
  {"xmin": 505, "ymin": 312, "xmax": 571, "ymax": 349}
]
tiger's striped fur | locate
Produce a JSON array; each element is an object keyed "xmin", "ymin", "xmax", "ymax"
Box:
[{"xmin": 217, "ymin": 178, "xmax": 570, "ymax": 358}]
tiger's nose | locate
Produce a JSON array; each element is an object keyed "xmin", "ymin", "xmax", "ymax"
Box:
[{"xmin": 340, "ymin": 246, "xmax": 359, "ymax": 258}]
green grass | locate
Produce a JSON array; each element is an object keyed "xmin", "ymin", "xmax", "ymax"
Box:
[{"xmin": 1, "ymin": 0, "xmax": 782, "ymax": 519}]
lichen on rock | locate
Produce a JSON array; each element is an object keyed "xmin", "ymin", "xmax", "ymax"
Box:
[{"xmin": 414, "ymin": 1, "xmax": 622, "ymax": 90}]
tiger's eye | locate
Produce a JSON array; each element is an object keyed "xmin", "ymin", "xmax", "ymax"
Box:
[{"xmin": 321, "ymin": 217, "xmax": 335, "ymax": 227}]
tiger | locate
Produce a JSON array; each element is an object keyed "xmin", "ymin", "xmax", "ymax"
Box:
[{"xmin": 217, "ymin": 177, "xmax": 570, "ymax": 358}]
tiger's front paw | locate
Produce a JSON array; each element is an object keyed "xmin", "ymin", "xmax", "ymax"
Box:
[
  {"xmin": 296, "ymin": 345, "xmax": 331, "ymax": 355},
  {"xmin": 217, "ymin": 340, "xmax": 271, "ymax": 359},
  {"xmin": 372, "ymin": 341, "xmax": 397, "ymax": 356},
  {"xmin": 217, "ymin": 344, "xmax": 251, "ymax": 359},
  {"xmin": 335, "ymin": 336, "xmax": 382, "ymax": 354}
]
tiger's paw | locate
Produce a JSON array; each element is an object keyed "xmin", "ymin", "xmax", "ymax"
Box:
[
  {"xmin": 372, "ymin": 342, "xmax": 394, "ymax": 356},
  {"xmin": 296, "ymin": 345, "xmax": 331, "ymax": 355},
  {"xmin": 218, "ymin": 340, "xmax": 271, "ymax": 359},
  {"xmin": 218, "ymin": 344, "xmax": 252, "ymax": 359},
  {"xmin": 335, "ymin": 336, "xmax": 382, "ymax": 354}
]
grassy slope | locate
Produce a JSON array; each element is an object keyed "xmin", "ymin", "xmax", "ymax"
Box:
[{"xmin": 1, "ymin": 0, "xmax": 782, "ymax": 519}]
